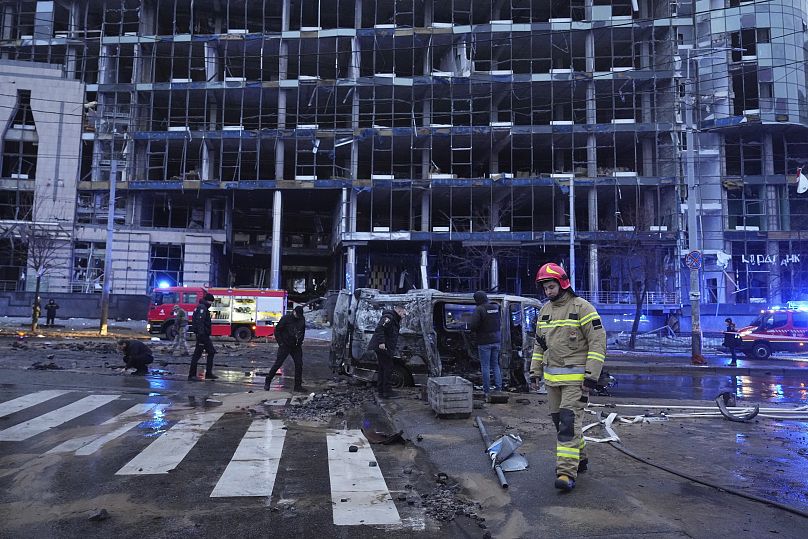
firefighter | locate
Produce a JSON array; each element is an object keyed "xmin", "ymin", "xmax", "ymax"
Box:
[
  {"xmin": 530, "ymin": 262, "xmax": 607, "ymax": 492},
  {"xmin": 264, "ymin": 306, "xmax": 307, "ymax": 391},
  {"xmin": 188, "ymin": 293, "xmax": 217, "ymax": 380}
]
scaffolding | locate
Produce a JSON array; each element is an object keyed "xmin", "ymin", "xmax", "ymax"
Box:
[{"xmin": 0, "ymin": 0, "xmax": 807, "ymax": 309}]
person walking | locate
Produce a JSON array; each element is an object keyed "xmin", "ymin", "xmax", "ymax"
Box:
[
  {"xmin": 188, "ymin": 292, "xmax": 217, "ymax": 380},
  {"xmin": 264, "ymin": 306, "xmax": 307, "ymax": 391},
  {"xmin": 170, "ymin": 305, "xmax": 190, "ymax": 356},
  {"xmin": 45, "ymin": 299, "xmax": 59, "ymax": 326},
  {"xmin": 467, "ymin": 290, "xmax": 503, "ymax": 397},
  {"xmin": 530, "ymin": 262, "xmax": 607, "ymax": 492},
  {"xmin": 368, "ymin": 305, "xmax": 406, "ymax": 399},
  {"xmin": 724, "ymin": 317, "xmax": 739, "ymax": 366},
  {"xmin": 118, "ymin": 339, "xmax": 154, "ymax": 375}
]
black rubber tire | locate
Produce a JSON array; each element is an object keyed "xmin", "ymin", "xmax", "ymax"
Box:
[
  {"xmin": 751, "ymin": 341, "xmax": 772, "ymax": 360},
  {"xmin": 390, "ymin": 364, "xmax": 414, "ymax": 388},
  {"xmin": 164, "ymin": 322, "xmax": 177, "ymax": 341},
  {"xmin": 233, "ymin": 326, "xmax": 253, "ymax": 343}
]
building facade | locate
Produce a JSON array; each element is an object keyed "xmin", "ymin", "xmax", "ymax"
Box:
[{"xmin": 0, "ymin": 0, "xmax": 806, "ymax": 311}]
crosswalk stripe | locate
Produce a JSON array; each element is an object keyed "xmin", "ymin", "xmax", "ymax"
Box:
[
  {"xmin": 0, "ymin": 390, "xmax": 71, "ymax": 418},
  {"xmin": 47, "ymin": 404, "xmax": 169, "ymax": 455},
  {"xmin": 0, "ymin": 394, "xmax": 120, "ymax": 442},
  {"xmin": 327, "ymin": 430, "xmax": 401, "ymax": 526},
  {"xmin": 115, "ymin": 411, "xmax": 224, "ymax": 475},
  {"xmin": 210, "ymin": 418, "xmax": 286, "ymax": 498}
]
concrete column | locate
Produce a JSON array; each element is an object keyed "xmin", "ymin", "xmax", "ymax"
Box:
[
  {"xmin": 587, "ymin": 134, "xmax": 597, "ymax": 177},
  {"xmin": 420, "ymin": 190, "xmax": 430, "ymax": 231},
  {"xmin": 420, "ymin": 246, "xmax": 429, "ymax": 289},
  {"xmin": 270, "ymin": 190, "xmax": 282, "ymax": 289},
  {"xmin": 768, "ymin": 242, "xmax": 781, "ymax": 305},
  {"xmin": 588, "ymin": 188, "xmax": 599, "ymax": 296},
  {"xmin": 204, "ymin": 197, "xmax": 213, "ymax": 229},
  {"xmin": 346, "ymin": 246, "xmax": 356, "ymax": 292},
  {"xmin": 201, "ymin": 140, "xmax": 211, "ymax": 180},
  {"xmin": 2, "ymin": 4, "xmax": 14, "ymax": 42},
  {"xmin": 763, "ymin": 133, "xmax": 778, "ymax": 231},
  {"xmin": 490, "ymin": 256, "xmax": 499, "ymax": 292},
  {"xmin": 642, "ymin": 137, "xmax": 654, "ymax": 176}
]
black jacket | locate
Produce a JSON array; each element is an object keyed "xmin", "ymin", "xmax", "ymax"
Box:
[
  {"xmin": 723, "ymin": 323, "xmax": 739, "ymax": 348},
  {"xmin": 275, "ymin": 313, "xmax": 306, "ymax": 347},
  {"xmin": 123, "ymin": 340, "xmax": 154, "ymax": 366},
  {"xmin": 468, "ymin": 292, "xmax": 501, "ymax": 345},
  {"xmin": 192, "ymin": 302, "xmax": 212, "ymax": 337},
  {"xmin": 46, "ymin": 302, "xmax": 59, "ymax": 316},
  {"xmin": 368, "ymin": 309, "xmax": 402, "ymax": 354}
]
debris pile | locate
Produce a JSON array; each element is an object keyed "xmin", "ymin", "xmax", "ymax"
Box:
[
  {"xmin": 278, "ymin": 386, "xmax": 376, "ymax": 422},
  {"xmin": 28, "ymin": 361, "xmax": 64, "ymax": 370},
  {"xmin": 422, "ymin": 483, "xmax": 484, "ymax": 524}
]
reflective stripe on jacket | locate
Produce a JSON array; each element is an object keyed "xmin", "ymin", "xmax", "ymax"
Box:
[{"xmin": 529, "ymin": 292, "xmax": 606, "ymax": 386}]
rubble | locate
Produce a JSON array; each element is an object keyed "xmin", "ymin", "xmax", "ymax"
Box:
[
  {"xmin": 421, "ymin": 483, "xmax": 483, "ymax": 523},
  {"xmin": 88, "ymin": 508, "xmax": 110, "ymax": 522},
  {"xmin": 28, "ymin": 362, "xmax": 63, "ymax": 370},
  {"xmin": 278, "ymin": 386, "xmax": 376, "ymax": 422}
]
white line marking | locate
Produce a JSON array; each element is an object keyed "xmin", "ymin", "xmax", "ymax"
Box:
[
  {"xmin": 115, "ymin": 411, "xmax": 224, "ymax": 475},
  {"xmin": 0, "ymin": 395, "xmax": 120, "ymax": 442},
  {"xmin": 210, "ymin": 418, "xmax": 287, "ymax": 497},
  {"xmin": 46, "ymin": 404, "xmax": 169, "ymax": 455},
  {"xmin": 0, "ymin": 390, "xmax": 70, "ymax": 418},
  {"xmin": 327, "ymin": 429, "xmax": 401, "ymax": 526}
]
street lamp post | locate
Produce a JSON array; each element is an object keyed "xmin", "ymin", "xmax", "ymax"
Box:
[
  {"xmin": 99, "ymin": 141, "xmax": 117, "ymax": 336},
  {"xmin": 680, "ymin": 46, "xmax": 743, "ymax": 362}
]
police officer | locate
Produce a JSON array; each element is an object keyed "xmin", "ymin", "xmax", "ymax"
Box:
[
  {"xmin": 530, "ymin": 262, "xmax": 607, "ymax": 492},
  {"xmin": 188, "ymin": 292, "xmax": 217, "ymax": 380},
  {"xmin": 265, "ymin": 306, "xmax": 307, "ymax": 391},
  {"xmin": 724, "ymin": 317, "xmax": 739, "ymax": 366},
  {"xmin": 467, "ymin": 290, "xmax": 502, "ymax": 397},
  {"xmin": 368, "ymin": 305, "xmax": 406, "ymax": 399},
  {"xmin": 45, "ymin": 299, "xmax": 59, "ymax": 326}
]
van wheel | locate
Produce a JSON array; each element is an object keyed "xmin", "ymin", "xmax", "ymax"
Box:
[
  {"xmin": 391, "ymin": 364, "xmax": 414, "ymax": 388},
  {"xmin": 751, "ymin": 342, "xmax": 771, "ymax": 360},
  {"xmin": 164, "ymin": 322, "xmax": 177, "ymax": 341},
  {"xmin": 233, "ymin": 326, "xmax": 253, "ymax": 343}
]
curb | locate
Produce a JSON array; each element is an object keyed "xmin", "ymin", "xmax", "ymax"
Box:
[{"xmin": 607, "ymin": 364, "xmax": 805, "ymax": 376}]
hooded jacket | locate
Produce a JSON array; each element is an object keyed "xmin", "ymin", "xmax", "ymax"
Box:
[
  {"xmin": 192, "ymin": 300, "xmax": 212, "ymax": 337},
  {"xmin": 275, "ymin": 307, "xmax": 306, "ymax": 348},
  {"xmin": 368, "ymin": 309, "xmax": 402, "ymax": 354},
  {"xmin": 529, "ymin": 290, "xmax": 606, "ymax": 388},
  {"xmin": 467, "ymin": 291, "xmax": 501, "ymax": 345}
]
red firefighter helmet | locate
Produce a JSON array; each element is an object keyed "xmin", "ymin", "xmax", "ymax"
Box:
[{"xmin": 535, "ymin": 262, "xmax": 571, "ymax": 290}]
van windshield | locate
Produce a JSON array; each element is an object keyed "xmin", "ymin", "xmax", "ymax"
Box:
[
  {"xmin": 152, "ymin": 291, "xmax": 178, "ymax": 306},
  {"xmin": 756, "ymin": 312, "xmax": 788, "ymax": 330}
]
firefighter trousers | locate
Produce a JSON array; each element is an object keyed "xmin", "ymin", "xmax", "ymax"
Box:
[{"xmin": 547, "ymin": 384, "xmax": 588, "ymax": 479}]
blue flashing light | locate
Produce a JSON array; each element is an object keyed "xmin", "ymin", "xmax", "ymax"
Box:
[{"xmin": 158, "ymin": 280, "xmax": 171, "ymax": 289}]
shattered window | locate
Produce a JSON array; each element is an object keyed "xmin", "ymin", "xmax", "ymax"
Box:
[{"xmin": 443, "ymin": 303, "xmax": 476, "ymax": 331}]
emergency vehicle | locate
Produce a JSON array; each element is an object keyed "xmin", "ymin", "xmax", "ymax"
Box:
[
  {"xmin": 737, "ymin": 301, "xmax": 808, "ymax": 359},
  {"xmin": 147, "ymin": 286, "xmax": 286, "ymax": 342}
]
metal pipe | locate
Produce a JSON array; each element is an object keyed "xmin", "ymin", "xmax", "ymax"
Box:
[{"xmin": 475, "ymin": 416, "xmax": 508, "ymax": 489}]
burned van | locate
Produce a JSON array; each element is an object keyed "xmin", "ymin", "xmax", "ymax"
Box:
[{"xmin": 329, "ymin": 288, "xmax": 543, "ymax": 388}]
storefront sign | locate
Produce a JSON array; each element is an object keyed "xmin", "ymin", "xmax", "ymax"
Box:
[{"xmin": 740, "ymin": 254, "xmax": 801, "ymax": 266}]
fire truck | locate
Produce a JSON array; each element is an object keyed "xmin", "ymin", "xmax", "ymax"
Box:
[
  {"xmin": 737, "ymin": 302, "xmax": 808, "ymax": 359},
  {"xmin": 147, "ymin": 286, "xmax": 287, "ymax": 343}
]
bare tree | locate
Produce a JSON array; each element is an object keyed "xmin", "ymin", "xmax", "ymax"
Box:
[{"xmin": 0, "ymin": 221, "xmax": 68, "ymax": 332}]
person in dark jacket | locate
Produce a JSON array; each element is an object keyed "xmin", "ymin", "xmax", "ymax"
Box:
[
  {"xmin": 265, "ymin": 306, "xmax": 307, "ymax": 391},
  {"xmin": 367, "ymin": 305, "xmax": 407, "ymax": 399},
  {"xmin": 188, "ymin": 293, "xmax": 217, "ymax": 380},
  {"xmin": 724, "ymin": 317, "xmax": 739, "ymax": 366},
  {"xmin": 467, "ymin": 290, "xmax": 502, "ymax": 396},
  {"xmin": 118, "ymin": 339, "xmax": 154, "ymax": 375},
  {"xmin": 45, "ymin": 299, "xmax": 59, "ymax": 326}
]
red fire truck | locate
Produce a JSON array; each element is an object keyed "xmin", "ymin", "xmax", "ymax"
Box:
[{"xmin": 147, "ymin": 286, "xmax": 287, "ymax": 343}]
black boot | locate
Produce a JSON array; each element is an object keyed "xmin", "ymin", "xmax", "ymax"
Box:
[
  {"xmin": 264, "ymin": 375, "xmax": 274, "ymax": 390},
  {"xmin": 578, "ymin": 459, "xmax": 588, "ymax": 473}
]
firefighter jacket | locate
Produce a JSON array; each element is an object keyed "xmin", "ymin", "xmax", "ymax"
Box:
[
  {"xmin": 192, "ymin": 302, "xmax": 212, "ymax": 338},
  {"xmin": 529, "ymin": 292, "xmax": 606, "ymax": 387},
  {"xmin": 368, "ymin": 309, "xmax": 402, "ymax": 354}
]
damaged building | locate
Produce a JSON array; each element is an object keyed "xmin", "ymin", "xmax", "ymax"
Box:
[{"xmin": 1, "ymin": 0, "xmax": 807, "ymax": 311}]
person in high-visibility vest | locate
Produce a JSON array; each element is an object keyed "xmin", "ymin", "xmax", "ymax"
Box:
[{"xmin": 530, "ymin": 262, "xmax": 607, "ymax": 492}]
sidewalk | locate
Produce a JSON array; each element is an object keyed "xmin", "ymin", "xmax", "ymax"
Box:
[{"xmin": 379, "ymin": 390, "xmax": 808, "ymax": 538}]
